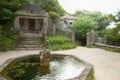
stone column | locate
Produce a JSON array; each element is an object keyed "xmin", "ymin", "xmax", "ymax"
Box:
[
  {"xmin": 71, "ymin": 31, "xmax": 75, "ymax": 42},
  {"xmin": 42, "ymin": 17, "xmax": 48, "ymax": 34},
  {"xmin": 14, "ymin": 16, "xmax": 20, "ymax": 31},
  {"xmin": 86, "ymin": 29, "xmax": 98, "ymax": 45},
  {"xmin": 87, "ymin": 32, "xmax": 90, "ymax": 45}
]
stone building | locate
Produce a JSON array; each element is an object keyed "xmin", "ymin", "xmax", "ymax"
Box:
[
  {"xmin": 14, "ymin": 3, "xmax": 48, "ymax": 38},
  {"xmin": 59, "ymin": 15, "xmax": 76, "ymax": 42},
  {"xmin": 60, "ymin": 15, "xmax": 76, "ymax": 28},
  {"xmin": 14, "ymin": 3, "xmax": 48, "ymax": 50}
]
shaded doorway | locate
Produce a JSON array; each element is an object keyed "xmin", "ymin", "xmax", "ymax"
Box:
[{"xmin": 29, "ymin": 19, "xmax": 35, "ymax": 32}]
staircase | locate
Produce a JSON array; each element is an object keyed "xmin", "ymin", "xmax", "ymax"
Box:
[{"xmin": 15, "ymin": 32, "xmax": 45, "ymax": 50}]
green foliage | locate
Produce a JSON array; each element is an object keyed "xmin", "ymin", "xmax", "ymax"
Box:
[
  {"xmin": 0, "ymin": 0, "xmax": 29, "ymax": 26},
  {"xmin": 0, "ymin": 0, "xmax": 29, "ymax": 51},
  {"xmin": 62, "ymin": 43, "xmax": 76, "ymax": 50},
  {"xmin": 72, "ymin": 16, "xmax": 95, "ymax": 46},
  {"xmin": 88, "ymin": 11, "xmax": 110, "ymax": 31},
  {"xmin": 74, "ymin": 10, "xmax": 110, "ymax": 36},
  {"xmin": 86, "ymin": 67, "xmax": 95, "ymax": 80},
  {"xmin": 33, "ymin": 0, "xmax": 66, "ymax": 16},
  {"xmin": 0, "ymin": 26, "xmax": 18, "ymax": 51},
  {"xmin": 105, "ymin": 10, "xmax": 120, "ymax": 46},
  {"xmin": 46, "ymin": 35, "xmax": 76, "ymax": 50},
  {"xmin": 48, "ymin": 11, "xmax": 60, "ymax": 22},
  {"xmin": 0, "ymin": 37, "xmax": 13, "ymax": 51},
  {"xmin": 105, "ymin": 24, "xmax": 120, "ymax": 46},
  {"xmin": 109, "ymin": 11, "xmax": 120, "ymax": 22},
  {"xmin": 86, "ymin": 44, "xmax": 96, "ymax": 48}
]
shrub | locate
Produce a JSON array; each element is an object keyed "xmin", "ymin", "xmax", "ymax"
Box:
[
  {"xmin": 46, "ymin": 35, "xmax": 76, "ymax": 50},
  {"xmin": 62, "ymin": 43, "xmax": 76, "ymax": 50},
  {"xmin": 0, "ymin": 26, "xmax": 18, "ymax": 51}
]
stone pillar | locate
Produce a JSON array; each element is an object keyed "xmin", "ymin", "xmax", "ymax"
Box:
[
  {"xmin": 71, "ymin": 31, "xmax": 75, "ymax": 42},
  {"xmin": 87, "ymin": 32, "xmax": 90, "ymax": 45},
  {"xmin": 39, "ymin": 49, "xmax": 50, "ymax": 66},
  {"xmin": 14, "ymin": 16, "xmax": 20, "ymax": 31},
  {"xmin": 42, "ymin": 17, "xmax": 48, "ymax": 34},
  {"xmin": 87, "ymin": 29, "xmax": 98, "ymax": 45}
]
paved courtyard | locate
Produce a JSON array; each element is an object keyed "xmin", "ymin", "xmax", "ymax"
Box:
[{"xmin": 0, "ymin": 47, "xmax": 120, "ymax": 80}]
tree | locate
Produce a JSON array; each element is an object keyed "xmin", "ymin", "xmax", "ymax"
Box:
[
  {"xmin": 87, "ymin": 11, "xmax": 110, "ymax": 36},
  {"xmin": 0, "ymin": 0, "xmax": 29, "ymax": 51},
  {"xmin": 72, "ymin": 15, "xmax": 95, "ymax": 46},
  {"xmin": 105, "ymin": 11, "xmax": 120, "ymax": 46},
  {"xmin": 105, "ymin": 24, "xmax": 120, "ymax": 46},
  {"xmin": 74, "ymin": 10, "xmax": 110, "ymax": 36},
  {"xmin": 33, "ymin": 0, "xmax": 66, "ymax": 16},
  {"xmin": 0, "ymin": 0, "xmax": 29, "ymax": 30}
]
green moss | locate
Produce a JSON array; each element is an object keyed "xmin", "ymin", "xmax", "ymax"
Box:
[{"xmin": 86, "ymin": 67, "xmax": 95, "ymax": 80}]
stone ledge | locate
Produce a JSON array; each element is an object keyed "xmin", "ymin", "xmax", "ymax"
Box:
[
  {"xmin": 94, "ymin": 43, "xmax": 120, "ymax": 52},
  {"xmin": 0, "ymin": 54, "xmax": 93, "ymax": 80}
]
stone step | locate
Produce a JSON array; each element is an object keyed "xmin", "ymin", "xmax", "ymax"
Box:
[
  {"xmin": 17, "ymin": 41, "xmax": 44, "ymax": 45},
  {"xmin": 19, "ymin": 38, "xmax": 44, "ymax": 41},
  {"xmin": 17, "ymin": 42, "xmax": 43, "ymax": 45},
  {"xmin": 15, "ymin": 47, "xmax": 43, "ymax": 50},
  {"xmin": 16, "ymin": 44, "xmax": 43, "ymax": 48},
  {"xmin": 15, "ymin": 36, "xmax": 44, "ymax": 50}
]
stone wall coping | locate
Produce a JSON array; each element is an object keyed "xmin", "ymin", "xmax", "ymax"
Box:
[
  {"xmin": 94, "ymin": 43, "xmax": 120, "ymax": 49},
  {"xmin": 94, "ymin": 43, "xmax": 120, "ymax": 52}
]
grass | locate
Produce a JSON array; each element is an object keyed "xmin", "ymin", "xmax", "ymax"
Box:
[{"xmin": 86, "ymin": 44, "xmax": 96, "ymax": 48}]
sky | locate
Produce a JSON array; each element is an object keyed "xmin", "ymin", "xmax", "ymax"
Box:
[{"xmin": 58, "ymin": 0, "xmax": 120, "ymax": 14}]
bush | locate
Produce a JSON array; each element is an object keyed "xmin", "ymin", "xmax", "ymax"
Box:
[
  {"xmin": 46, "ymin": 35, "xmax": 76, "ymax": 50},
  {"xmin": 0, "ymin": 37, "xmax": 13, "ymax": 51},
  {"xmin": 0, "ymin": 26, "xmax": 18, "ymax": 51},
  {"xmin": 62, "ymin": 43, "xmax": 76, "ymax": 50}
]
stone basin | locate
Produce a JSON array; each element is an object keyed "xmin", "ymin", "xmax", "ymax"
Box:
[{"xmin": 0, "ymin": 54, "xmax": 93, "ymax": 80}]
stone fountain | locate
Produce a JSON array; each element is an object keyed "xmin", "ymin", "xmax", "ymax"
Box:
[{"xmin": 0, "ymin": 49, "xmax": 93, "ymax": 80}]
